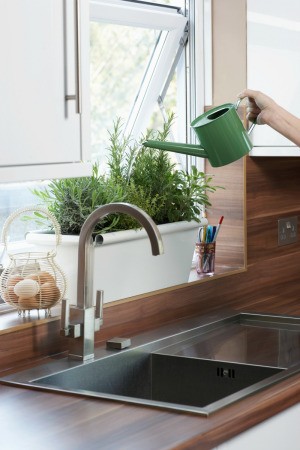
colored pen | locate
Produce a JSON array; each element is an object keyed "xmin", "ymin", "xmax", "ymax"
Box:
[
  {"xmin": 206, "ymin": 225, "xmax": 213, "ymax": 243},
  {"xmin": 211, "ymin": 225, "xmax": 217, "ymax": 242},
  {"xmin": 202, "ymin": 225, "xmax": 207, "ymax": 243},
  {"xmin": 212, "ymin": 216, "xmax": 224, "ymax": 242}
]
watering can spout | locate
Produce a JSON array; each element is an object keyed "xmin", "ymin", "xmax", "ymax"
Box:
[{"xmin": 143, "ymin": 140, "xmax": 208, "ymax": 158}]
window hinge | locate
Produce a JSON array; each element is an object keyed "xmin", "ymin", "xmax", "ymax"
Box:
[{"xmin": 157, "ymin": 23, "xmax": 189, "ymax": 110}]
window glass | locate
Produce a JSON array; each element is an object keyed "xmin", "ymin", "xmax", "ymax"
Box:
[
  {"xmin": 90, "ymin": 22, "xmax": 161, "ymax": 167},
  {"xmin": 0, "ymin": 182, "xmax": 48, "ymax": 242}
]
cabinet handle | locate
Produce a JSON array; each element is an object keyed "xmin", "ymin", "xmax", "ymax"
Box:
[{"xmin": 66, "ymin": 0, "xmax": 82, "ymax": 114}]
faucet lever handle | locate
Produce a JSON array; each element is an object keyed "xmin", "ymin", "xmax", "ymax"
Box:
[
  {"xmin": 60, "ymin": 299, "xmax": 82, "ymax": 338},
  {"xmin": 60, "ymin": 298, "xmax": 70, "ymax": 337},
  {"xmin": 95, "ymin": 290, "xmax": 104, "ymax": 331}
]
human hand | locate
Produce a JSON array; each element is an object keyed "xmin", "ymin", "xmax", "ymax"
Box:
[{"xmin": 238, "ymin": 89, "xmax": 277, "ymax": 125}]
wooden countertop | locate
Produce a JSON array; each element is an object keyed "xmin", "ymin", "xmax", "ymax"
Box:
[{"xmin": 0, "ymin": 374, "xmax": 299, "ymax": 450}]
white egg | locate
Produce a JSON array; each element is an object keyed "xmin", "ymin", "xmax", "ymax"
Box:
[{"xmin": 14, "ymin": 279, "xmax": 40, "ymax": 299}]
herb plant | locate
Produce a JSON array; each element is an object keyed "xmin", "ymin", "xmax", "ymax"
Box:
[{"xmin": 32, "ymin": 114, "xmax": 220, "ymax": 235}]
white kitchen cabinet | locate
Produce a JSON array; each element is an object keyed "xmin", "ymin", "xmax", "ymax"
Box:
[
  {"xmin": 0, "ymin": 0, "xmax": 91, "ymax": 182},
  {"xmin": 215, "ymin": 403, "xmax": 300, "ymax": 450},
  {"xmin": 247, "ymin": 0, "xmax": 300, "ymax": 157}
]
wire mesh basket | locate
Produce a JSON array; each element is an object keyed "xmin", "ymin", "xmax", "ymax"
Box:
[{"xmin": 0, "ymin": 206, "xmax": 66, "ymax": 316}]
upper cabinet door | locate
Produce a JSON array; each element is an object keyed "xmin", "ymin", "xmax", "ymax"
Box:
[
  {"xmin": 247, "ymin": 0, "xmax": 300, "ymax": 156},
  {"xmin": 0, "ymin": 0, "xmax": 91, "ymax": 181}
]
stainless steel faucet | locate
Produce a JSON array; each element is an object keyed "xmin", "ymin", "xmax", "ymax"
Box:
[{"xmin": 61, "ymin": 202, "xmax": 164, "ymax": 360}]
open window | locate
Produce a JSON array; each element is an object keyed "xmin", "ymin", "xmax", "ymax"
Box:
[{"xmin": 90, "ymin": 0, "xmax": 188, "ymax": 167}]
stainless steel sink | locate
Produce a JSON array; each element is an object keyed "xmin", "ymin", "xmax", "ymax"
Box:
[
  {"xmin": 33, "ymin": 350, "xmax": 283, "ymax": 413},
  {"xmin": 1, "ymin": 312, "xmax": 300, "ymax": 415}
]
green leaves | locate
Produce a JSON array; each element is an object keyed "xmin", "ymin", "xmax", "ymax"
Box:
[
  {"xmin": 32, "ymin": 170, "xmax": 125, "ymax": 235},
  {"xmin": 32, "ymin": 115, "xmax": 222, "ymax": 235}
]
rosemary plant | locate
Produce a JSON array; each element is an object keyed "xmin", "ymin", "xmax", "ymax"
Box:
[{"xmin": 32, "ymin": 115, "xmax": 220, "ymax": 235}]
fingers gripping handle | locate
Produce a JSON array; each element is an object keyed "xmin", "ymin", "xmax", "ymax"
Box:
[{"xmin": 235, "ymin": 98, "xmax": 256, "ymax": 134}]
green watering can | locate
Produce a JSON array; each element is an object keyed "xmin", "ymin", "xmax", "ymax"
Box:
[{"xmin": 143, "ymin": 99, "xmax": 255, "ymax": 167}]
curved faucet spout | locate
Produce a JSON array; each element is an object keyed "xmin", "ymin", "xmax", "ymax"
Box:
[{"xmin": 77, "ymin": 203, "xmax": 164, "ymax": 310}]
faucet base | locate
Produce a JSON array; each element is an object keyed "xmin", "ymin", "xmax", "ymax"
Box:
[{"xmin": 68, "ymin": 305, "xmax": 96, "ymax": 361}]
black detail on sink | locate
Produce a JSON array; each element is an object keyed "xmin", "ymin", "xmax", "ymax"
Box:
[{"xmin": 217, "ymin": 366, "xmax": 235, "ymax": 378}]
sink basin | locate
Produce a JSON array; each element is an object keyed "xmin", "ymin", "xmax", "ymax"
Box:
[
  {"xmin": 1, "ymin": 312, "xmax": 300, "ymax": 415},
  {"xmin": 34, "ymin": 351, "xmax": 283, "ymax": 413}
]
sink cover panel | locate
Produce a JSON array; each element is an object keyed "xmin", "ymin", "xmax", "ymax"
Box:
[{"xmin": 156, "ymin": 322, "xmax": 300, "ymax": 368}]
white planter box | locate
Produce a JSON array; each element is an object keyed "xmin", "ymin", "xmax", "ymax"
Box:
[{"xmin": 26, "ymin": 221, "xmax": 201, "ymax": 304}]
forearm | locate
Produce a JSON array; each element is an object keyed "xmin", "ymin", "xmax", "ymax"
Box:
[
  {"xmin": 238, "ymin": 89, "xmax": 300, "ymax": 147},
  {"xmin": 264, "ymin": 105, "xmax": 300, "ymax": 147}
]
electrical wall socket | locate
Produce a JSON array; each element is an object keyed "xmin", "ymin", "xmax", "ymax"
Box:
[{"xmin": 278, "ymin": 216, "xmax": 298, "ymax": 246}]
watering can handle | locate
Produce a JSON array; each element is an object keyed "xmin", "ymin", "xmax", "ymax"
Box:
[{"xmin": 235, "ymin": 98, "xmax": 256, "ymax": 134}]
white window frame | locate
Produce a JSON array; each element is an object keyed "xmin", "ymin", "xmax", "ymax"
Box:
[
  {"xmin": 90, "ymin": 0, "xmax": 188, "ymax": 138},
  {"xmin": 185, "ymin": 0, "xmax": 212, "ymax": 172}
]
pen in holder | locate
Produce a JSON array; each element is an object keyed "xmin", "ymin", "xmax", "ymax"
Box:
[
  {"xmin": 195, "ymin": 216, "xmax": 223, "ymax": 276},
  {"xmin": 195, "ymin": 241, "xmax": 216, "ymax": 276}
]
